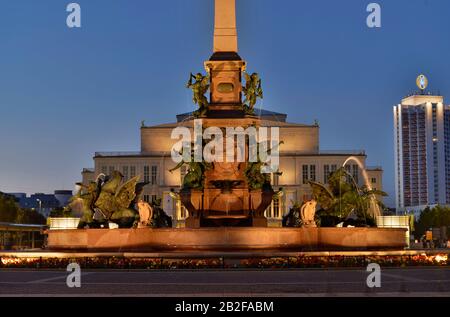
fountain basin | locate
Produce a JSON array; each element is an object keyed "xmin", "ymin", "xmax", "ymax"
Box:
[{"xmin": 47, "ymin": 227, "xmax": 407, "ymax": 251}]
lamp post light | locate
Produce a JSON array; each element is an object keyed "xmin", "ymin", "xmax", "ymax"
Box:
[{"xmin": 36, "ymin": 199, "xmax": 42, "ymax": 215}]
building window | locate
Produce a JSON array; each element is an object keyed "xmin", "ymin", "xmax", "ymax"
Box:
[
  {"xmin": 273, "ymin": 199, "xmax": 280, "ymax": 218},
  {"xmin": 152, "ymin": 195, "xmax": 158, "ymax": 204},
  {"xmin": 302, "ymin": 165, "xmax": 316, "ymax": 183},
  {"xmin": 371, "ymin": 178, "xmax": 377, "ymax": 184},
  {"xmin": 130, "ymin": 166, "xmax": 136, "ymax": 178},
  {"xmin": 143, "ymin": 195, "xmax": 150, "ymax": 203},
  {"xmin": 302, "ymin": 165, "xmax": 309, "ymax": 184},
  {"xmin": 151, "ymin": 165, "xmax": 158, "ymax": 185},
  {"xmin": 122, "ymin": 166, "xmax": 129, "ymax": 180},
  {"xmin": 324, "ymin": 165, "xmax": 330, "ymax": 183},
  {"xmin": 310, "ymin": 165, "xmax": 316, "ymax": 182},
  {"xmin": 101, "ymin": 166, "xmax": 107, "ymax": 175},
  {"xmin": 144, "ymin": 166, "xmax": 150, "ymax": 183}
]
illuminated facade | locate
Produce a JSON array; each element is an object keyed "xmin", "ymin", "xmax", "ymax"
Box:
[
  {"xmin": 82, "ymin": 110, "xmax": 382, "ymax": 226},
  {"xmin": 394, "ymin": 93, "xmax": 450, "ymax": 216}
]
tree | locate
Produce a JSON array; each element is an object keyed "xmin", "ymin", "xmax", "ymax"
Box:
[
  {"xmin": 415, "ymin": 206, "xmax": 450, "ymax": 238},
  {"xmin": 17, "ymin": 208, "xmax": 46, "ymax": 225},
  {"xmin": 0, "ymin": 192, "xmax": 46, "ymax": 224},
  {"xmin": 0, "ymin": 192, "xmax": 21, "ymax": 223},
  {"xmin": 49, "ymin": 207, "xmax": 72, "ymax": 218}
]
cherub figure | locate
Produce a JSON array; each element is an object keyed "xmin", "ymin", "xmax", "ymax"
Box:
[
  {"xmin": 186, "ymin": 72, "xmax": 210, "ymax": 117},
  {"xmin": 242, "ymin": 72, "xmax": 263, "ymax": 114}
]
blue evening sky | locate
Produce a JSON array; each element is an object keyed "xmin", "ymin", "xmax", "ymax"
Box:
[{"xmin": 1, "ymin": 0, "xmax": 450, "ymax": 207}]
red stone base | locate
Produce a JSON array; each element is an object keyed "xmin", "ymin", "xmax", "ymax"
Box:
[{"xmin": 47, "ymin": 227, "xmax": 408, "ymax": 251}]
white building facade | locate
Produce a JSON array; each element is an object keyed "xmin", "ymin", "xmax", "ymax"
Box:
[{"xmin": 394, "ymin": 94, "xmax": 450, "ymax": 216}]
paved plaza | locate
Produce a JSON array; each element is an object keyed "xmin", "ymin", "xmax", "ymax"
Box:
[{"xmin": 0, "ymin": 268, "xmax": 449, "ymax": 296}]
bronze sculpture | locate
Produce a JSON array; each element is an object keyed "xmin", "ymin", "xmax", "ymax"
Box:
[
  {"xmin": 308, "ymin": 168, "xmax": 386, "ymax": 227},
  {"xmin": 186, "ymin": 72, "xmax": 210, "ymax": 117},
  {"xmin": 244, "ymin": 141, "xmax": 283, "ymax": 190},
  {"xmin": 242, "ymin": 72, "xmax": 263, "ymax": 114},
  {"xmin": 169, "ymin": 145, "xmax": 212, "ymax": 190},
  {"xmin": 68, "ymin": 181, "xmax": 100, "ymax": 227},
  {"xmin": 282, "ymin": 200, "xmax": 317, "ymax": 228},
  {"xmin": 282, "ymin": 202, "xmax": 302, "ymax": 227},
  {"xmin": 65, "ymin": 171, "xmax": 172, "ymax": 228}
]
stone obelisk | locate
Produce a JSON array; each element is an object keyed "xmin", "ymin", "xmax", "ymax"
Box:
[
  {"xmin": 213, "ymin": 0, "xmax": 238, "ymax": 53},
  {"xmin": 205, "ymin": 0, "xmax": 246, "ymax": 104}
]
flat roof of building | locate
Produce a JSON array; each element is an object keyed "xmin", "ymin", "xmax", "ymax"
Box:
[
  {"xmin": 401, "ymin": 94, "xmax": 444, "ymax": 106},
  {"xmin": 176, "ymin": 109, "xmax": 288, "ymax": 123}
]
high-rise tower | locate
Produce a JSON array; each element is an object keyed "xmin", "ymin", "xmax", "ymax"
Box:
[{"xmin": 394, "ymin": 75, "xmax": 450, "ymax": 216}]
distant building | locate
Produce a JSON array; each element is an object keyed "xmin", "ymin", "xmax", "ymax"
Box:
[
  {"xmin": 394, "ymin": 77, "xmax": 450, "ymax": 217},
  {"xmin": 53, "ymin": 190, "xmax": 73, "ymax": 208},
  {"xmin": 81, "ymin": 168, "xmax": 95, "ymax": 186},
  {"xmin": 366, "ymin": 166, "xmax": 384, "ymax": 202},
  {"xmin": 8, "ymin": 191, "xmax": 73, "ymax": 217}
]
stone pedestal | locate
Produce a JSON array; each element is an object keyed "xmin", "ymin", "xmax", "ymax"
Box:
[
  {"xmin": 204, "ymin": 60, "xmax": 246, "ymax": 104},
  {"xmin": 180, "ymin": 110, "xmax": 273, "ymax": 228},
  {"xmin": 251, "ymin": 217, "xmax": 268, "ymax": 228},
  {"xmin": 182, "ymin": 186, "xmax": 274, "ymax": 228},
  {"xmin": 185, "ymin": 217, "xmax": 201, "ymax": 229}
]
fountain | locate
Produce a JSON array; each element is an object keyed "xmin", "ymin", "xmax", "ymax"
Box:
[
  {"xmin": 45, "ymin": 0, "xmax": 407, "ymax": 252},
  {"xmin": 342, "ymin": 156, "xmax": 382, "ymax": 218}
]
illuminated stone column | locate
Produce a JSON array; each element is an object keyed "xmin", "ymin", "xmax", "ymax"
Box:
[{"xmin": 214, "ymin": 0, "xmax": 238, "ymax": 53}]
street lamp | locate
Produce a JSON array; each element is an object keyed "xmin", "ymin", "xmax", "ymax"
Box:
[{"xmin": 36, "ymin": 199, "xmax": 42, "ymax": 215}]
